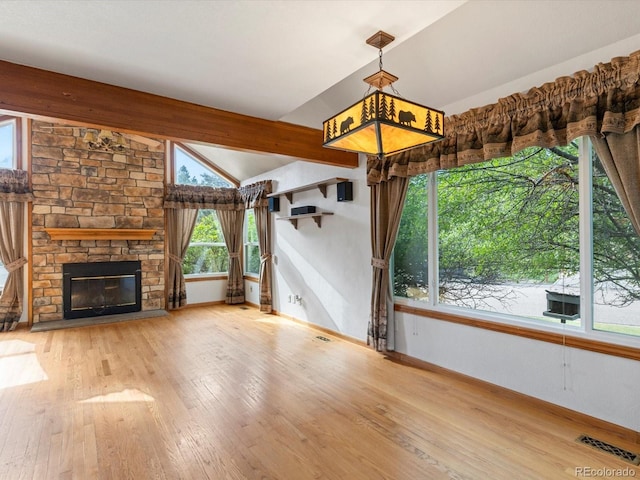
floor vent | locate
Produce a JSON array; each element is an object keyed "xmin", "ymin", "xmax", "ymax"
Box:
[
  {"xmin": 239, "ymin": 306, "xmax": 249, "ymax": 310},
  {"xmin": 576, "ymin": 435, "xmax": 640, "ymax": 465},
  {"xmin": 316, "ymin": 336, "xmax": 331, "ymax": 342}
]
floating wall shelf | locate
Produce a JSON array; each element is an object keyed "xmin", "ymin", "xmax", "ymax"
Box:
[
  {"xmin": 267, "ymin": 177, "xmax": 348, "ymax": 203},
  {"xmin": 276, "ymin": 212, "xmax": 334, "ymax": 229},
  {"xmin": 45, "ymin": 228, "xmax": 156, "ymax": 241}
]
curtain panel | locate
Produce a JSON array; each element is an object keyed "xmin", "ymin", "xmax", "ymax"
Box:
[
  {"xmin": 166, "ymin": 208, "xmax": 198, "ymax": 309},
  {"xmin": 217, "ymin": 209, "xmax": 246, "ymax": 304},
  {"xmin": 255, "ymin": 206, "xmax": 273, "ymax": 313},
  {"xmin": 164, "ymin": 184, "xmax": 244, "ymax": 210},
  {"xmin": 0, "ymin": 201, "xmax": 26, "ymax": 331},
  {"xmin": 0, "ymin": 169, "xmax": 30, "ymax": 331},
  {"xmin": 367, "ymin": 49, "xmax": 640, "ymax": 184},
  {"xmin": 368, "ymin": 177, "xmax": 409, "ymax": 352}
]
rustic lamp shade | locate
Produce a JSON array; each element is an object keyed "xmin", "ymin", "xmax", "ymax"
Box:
[{"xmin": 322, "ymin": 91, "xmax": 444, "ymax": 157}]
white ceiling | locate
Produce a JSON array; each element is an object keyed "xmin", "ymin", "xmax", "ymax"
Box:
[{"xmin": 2, "ymin": 0, "xmax": 640, "ymax": 181}]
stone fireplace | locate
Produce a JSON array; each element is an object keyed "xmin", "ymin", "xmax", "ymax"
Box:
[{"xmin": 30, "ymin": 121, "xmax": 166, "ymax": 323}]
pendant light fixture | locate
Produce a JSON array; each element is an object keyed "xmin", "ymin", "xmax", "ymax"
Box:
[{"xmin": 322, "ymin": 30, "xmax": 445, "ymax": 158}]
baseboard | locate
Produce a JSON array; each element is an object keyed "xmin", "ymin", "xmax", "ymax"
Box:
[
  {"xmin": 271, "ymin": 310, "xmax": 368, "ymax": 348},
  {"xmin": 181, "ymin": 300, "xmax": 226, "ymax": 309}
]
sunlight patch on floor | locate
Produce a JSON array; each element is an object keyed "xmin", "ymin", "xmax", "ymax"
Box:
[
  {"xmin": 0, "ymin": 340, "xmax": 49, "ymax": 389},
  {"xmin": 79, "ymin": 388, "xmax": 155, "ymax": 403}
]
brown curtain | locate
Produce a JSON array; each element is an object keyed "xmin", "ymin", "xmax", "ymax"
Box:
[
  {"xmin": 166, "ymin": 208, "xmax": 198, "ymax": 309},
  {"xmin": 0, "ymin": 169, "xmax": 31, "ymax": 331},
  {"xmin": 255, "ymin": 206, "xmax": 273, "ymax": 313},
  {"xmin": 592, "ymin": 130, "xmax": 640, "ymax": 237},
  {"xmin": 367, "ymin": 50, "xmax": 640, "ymax": 184},
  {"xmin": 368, "ymin": 177, "xmax": 409, "ymax": 352},
  {"xmin": 218, "ymin": 209, "xmax": 245, "ymax": 304},
  {"xmin": 0, "ymin": 201, "xmax": 26, "ymax": 331}
]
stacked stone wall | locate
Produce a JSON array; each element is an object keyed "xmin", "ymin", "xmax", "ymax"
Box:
[{"xmin": 30, "ymin": 121, "xmax": 165, "ymax": 322}]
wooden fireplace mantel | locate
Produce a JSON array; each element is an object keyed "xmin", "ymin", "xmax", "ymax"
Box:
[{"xmin": 45, "ymin": 228, "xmax": 157, "ymax": 241}]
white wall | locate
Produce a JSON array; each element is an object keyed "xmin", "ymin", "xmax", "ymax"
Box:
[
  {"xmin": 243, "ymin": 159, "xmax": 370, "ymax": 341},
  {"xmin": 395, "ymin": 312, "xmax": 640, "ymax": 431},
  {"xmin": 185, "ymin": 277, "xmax": 227, "ymax": 305}
]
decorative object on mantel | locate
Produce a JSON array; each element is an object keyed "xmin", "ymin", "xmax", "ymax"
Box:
[
  {"xmin": 82, "ymin": 129, "xmax": 127, "ymax": 152},
  {"xmin": 45, "ymin": 228, "xmax": 156, "ymax": 241},
  {"xmin": 322, "ymin": 30, "xmax": 445, "ymax": 157}
]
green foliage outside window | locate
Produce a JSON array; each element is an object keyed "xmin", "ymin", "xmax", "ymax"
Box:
[
  {"xmin": 245, "ymin": 209, "xmax": 260, "ymax": 275},
  {"xmin": 183, "ymin": 210, "xmax": 228, "ymax": 275}
]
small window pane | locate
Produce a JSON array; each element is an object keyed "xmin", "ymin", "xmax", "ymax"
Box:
[
  {"xmin": 394, "ymin": 174, "xmax": 428, "ymax": 299},
  {"xmin": 244, "ymin": 209, "xmax": 259, "ymax": 275},
  {"xmin": 0, "ymin": 120, "xmax": 16, "ymax": 169},
  {"xmin": 0, "ymin": 264, "xmax": 7, "ymax": 293},
  {"xmin": 184, "ymin": 210, "xmax": 228, "ymax": 275},
  {"xmin": 174, "ymin": 146, "xmax": 232, "ymax": 187},
  {"xmin": 245, "ymin": 244, "xmax": 260, "ymax": 275}
]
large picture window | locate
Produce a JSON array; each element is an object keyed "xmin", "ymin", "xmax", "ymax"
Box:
[
  {"xmin": 394, "ymin": 139, "xmax": 640, "ymax": 339},
  {"xmin": 173, "ymin": 144, "xmax": 234, "ymax": 276}
]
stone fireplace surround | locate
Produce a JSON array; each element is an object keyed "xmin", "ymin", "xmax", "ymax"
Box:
[{"xmin": 30, "ymin": 121, "xmax": 166, "ymax": 323}]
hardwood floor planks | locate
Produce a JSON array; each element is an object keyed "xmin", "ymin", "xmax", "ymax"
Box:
[{"xmin": 0, "ymin": 305, "xmax": 637, "ymax": 479}]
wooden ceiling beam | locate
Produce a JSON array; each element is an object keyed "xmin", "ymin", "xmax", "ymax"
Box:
[{"xmin": 0, "ymin": 60, "xmax": 358, "ymax": 168}]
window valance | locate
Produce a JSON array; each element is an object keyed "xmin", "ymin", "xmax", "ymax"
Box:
[
  {"xmin": 239, "ymin": 180, "xmax": 272, "ymax": 208},
  {"xmin": 0, "ymin": 168, "xmax": 32, "ymax": 202},
  {"xmin": 367, "ymin": 49, "xmax": 640, "ymax": 184},
  {"xmin": 164, "ymin": 184, "xmax": 244, "ymax": 210}
]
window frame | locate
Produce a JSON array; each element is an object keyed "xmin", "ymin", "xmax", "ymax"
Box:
[{"xmin": 394, "ymin": 137, "xmax": 640, "ymax": 352}]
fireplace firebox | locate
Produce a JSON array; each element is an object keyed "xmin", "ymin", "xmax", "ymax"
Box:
[{"xmin": 63, "ymin": 261, "xmax": 142, "ymax": 320}]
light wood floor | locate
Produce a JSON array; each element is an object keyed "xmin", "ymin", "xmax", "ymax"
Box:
[{"xmin": 0, "ymin": 305, "xmax": 637, "ymax": 479}]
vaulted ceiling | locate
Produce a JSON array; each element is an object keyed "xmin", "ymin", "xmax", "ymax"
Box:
[{"xmin": 2, "ymin": 0, "xmax": 640, "ymax": 181}]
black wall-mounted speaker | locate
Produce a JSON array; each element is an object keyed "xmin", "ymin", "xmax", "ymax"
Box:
[
  {"xmin": 337, "ymin": 181, "xmax": 353, "ymax": 202},
  {"xmin": 268, "ymin": 197, "xmax": 280, "ymax": 212}
]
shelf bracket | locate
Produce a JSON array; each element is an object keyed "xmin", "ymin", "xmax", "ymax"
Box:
[
  {"xmin": 317, "ymin": 183, "xmax": 328, "ymax": 198},
  {"xmin": 312, "ymin": 216, "xmax": 322, "ymax": 228}
]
